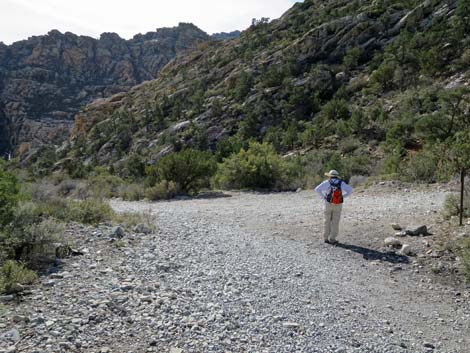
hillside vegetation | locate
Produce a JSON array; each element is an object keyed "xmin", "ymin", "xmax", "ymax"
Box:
[{"xmin": 28, "ymin": 0, "xmax": 469, "ymax": 190}]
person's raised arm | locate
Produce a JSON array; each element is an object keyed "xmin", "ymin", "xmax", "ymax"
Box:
[
  {"xmin": 314, "ymin": 180, "xmax": 329, "ymax": 198},
  {"xmin": 341, "ymin": 181, "xmax": 353, "ymax": 198}
]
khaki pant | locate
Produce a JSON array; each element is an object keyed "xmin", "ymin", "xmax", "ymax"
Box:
[{"xmin": 323, "ymin": 203, "xmax": 342, "ymax": 241}]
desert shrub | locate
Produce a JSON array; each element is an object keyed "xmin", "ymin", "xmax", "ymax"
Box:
[
  {"xmin": 40, "ymin": 198, "xmax": 115, "ymax": 225},
  {"xmin": 279, "ymin": 157, "xmax": 323, "ymax": 191},
  {"xmin": 401, "ymin": 150, "xmax": 439, "ymax": 183},
  {"xmin": 462, "ymin": 251, "xmax": 470, "ymax": 282},
  {"xmin": 39, "ymin": 198, "xmax": 72, "ymax": 222},
  {"xmin": 370, "ymin": 61, "xmax": 396, "ymax": 91},
  {"xmin": 341, "ymin": 154, "xmax": 373, "ymax": 180},
  {"xmin": 215, "ymin": 135, "xmax": 247, "ymax": 162},
  {"xmin": 0, "ymin": 260, "xmax": 38, "ymax": 294},
  {"xmin": 65, "ymin": 199, "xmax": 115, "ymax": 225},
  {"xmin": 0, "ymin": 166, "xmax": 20, "ymax": 228},
  {"xmin": 1, "ymin": 202, "xmax": 63, "ymax": 267},
  {"xmin": 122, "ymin": 153, "xmax": 146, "ymax": 179},
  {"xmin": 120, "ymin": 183, "xmax": 146, "ymax": 201},
  {"xmin": 380, "ymin": 149, "xmax": 404, "ymax": 176},
  {"xmin": 145, "ymin": 180, "xmax": 180, "ymax": 201},
  {"xmin": 458, "ymin": 239, "xmax": 470, "ymax": 282},
  {"xmin": 56, "ymin": 179, "xmax": 80, "ymax": 197},
  {"xmin": 26, "ymin": 179, "xmax": 57, "ymax": 202},
  {"xmin": 114, "ymin": 209, "xmax": 156, "ymax": 230},
  {"xmin": 146, "ymin": 149, "xmax": 216, "ymax": 194},
  {"xmin": 214, "ymin": 142, "xmax": 288, "ymax": 190},
  {"xmin": 349, "ymin": 175, "xmax": 369, "ymax": 188},
  {"xmin": 86, "ymin": 174, "xmax": 124, "ymax": 200},
  {"xmin": 442, "ymin": 185, "xmax": 470, "ymax": 220}
]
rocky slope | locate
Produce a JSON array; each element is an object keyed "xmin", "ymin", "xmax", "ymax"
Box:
[
  {"xmin": 210, "ymin": 31, "xmax": 241, "ymax": 41},
  {"xmin": 2, "ymin": 187, "xmax": 469, "ymax": 352},
  {"xmin": 0, "ymin": 23, "xmax": 210, "ymax": 155},
  {"xmin": 64, "ymin": 0, "xmax": 469, "ymax": 174}
]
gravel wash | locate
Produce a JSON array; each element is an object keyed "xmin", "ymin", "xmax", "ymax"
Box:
[{"xmin": 1, "ymin": 187, "xmax": 469, "ymax": 353}]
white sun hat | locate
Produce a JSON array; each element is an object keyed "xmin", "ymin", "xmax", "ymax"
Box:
[{"xmin": 324, "ymin": 169, "xmax": 340, "ymax": 178}]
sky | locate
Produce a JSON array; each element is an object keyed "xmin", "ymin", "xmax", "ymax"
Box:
[{"xmin": 0, "ymin": 0, "xmax": 301, "ymax": 44}]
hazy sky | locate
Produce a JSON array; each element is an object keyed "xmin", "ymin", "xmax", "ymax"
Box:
[{"xmin": 0, "ymin": 0, "xmax": 301, "ymax": 44}]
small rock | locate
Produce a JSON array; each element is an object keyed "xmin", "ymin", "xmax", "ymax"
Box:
[
  {"xmin": 170, "ymin": 348, "xmax": 183, "ymax": 353},
  {"xmin": 134, "ymin": 224, "xmax": 152, "ymax": 234},
  {"xmin": 424, "ymin": 342, "xmax": 435, "ymax": 349},
  {"xmin": 110, "ymin": 226, "xmax": 125, "ymax": 238},
  {"xmin": 0, "ymin": 295, "xmax": 15, "ymax": 302},
  {"xmin": 401, "ymin": 244, "xmax": 414, "ymax": 256},
  {"xmin": 0, "ymin": 328, "xmax": 20, "ymax": 342},
  {"xmin": 282, "ymin": 322, "xmax": 300, "ymax": 329},
  {"xmin": 405, "ymin": 225, "xmax": 431, "ymax": 236},
  {"xmin": 11, "ymin": 315, "xmax": 28, "ymax": 323},
  {"xmin": 384, "ymin": 237, "xmax": 402, "ymax": 248},
  {"xmin": 44, "ymin": 279, "xmax": 57, "ymax": 287},
  {"xmin": 391, "ymin": 223, "xmax": 402, "ymax": 231}
]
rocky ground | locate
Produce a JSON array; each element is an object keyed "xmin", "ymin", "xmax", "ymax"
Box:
[{"xmin": 1, "ymin": 184, "xmax": 469, "ymax": 353}]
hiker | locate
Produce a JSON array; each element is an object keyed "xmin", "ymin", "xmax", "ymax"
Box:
[{"xmin": 314, "ymin": 170, "xmax": 353, "ymax": 245}]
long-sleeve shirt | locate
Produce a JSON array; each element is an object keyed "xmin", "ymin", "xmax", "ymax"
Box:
[{"xmin": 314, "ymin": 179, "xmax": 353, "ymax": 201}]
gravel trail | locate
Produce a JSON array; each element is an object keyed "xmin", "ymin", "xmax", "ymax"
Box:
[{"xmin": 2, "ymin": 187, "xmax": 470, "ymax": 353}]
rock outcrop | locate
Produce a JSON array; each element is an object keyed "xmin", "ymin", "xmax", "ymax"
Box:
[
  {"xmin": 0, "ymin": 23, "xmax": 210, "ymax": 155},
  {"xmin": 210, "ymin": 31, "xmax": 241, "ymax": 41}
]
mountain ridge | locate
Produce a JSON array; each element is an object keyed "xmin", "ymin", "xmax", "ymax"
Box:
[{"xmin": 0, "ymin": 23, "xmax": 212, "ymax": 155}]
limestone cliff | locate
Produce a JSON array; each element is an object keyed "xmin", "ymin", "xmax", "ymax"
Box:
[{"xmin": 0, "ymin": 23, "xmax": 210, "ymax": 154}]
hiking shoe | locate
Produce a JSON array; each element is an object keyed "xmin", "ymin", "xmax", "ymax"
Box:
[
  {"xmin": 330, "ymin": 240, "xmax": 339, "ymax": 246},
  {"xmin": 324, "ymin": 240, "xmax": 331, "ymax": 244}
]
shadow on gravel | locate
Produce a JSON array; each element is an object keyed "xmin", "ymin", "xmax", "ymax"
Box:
[{"xmin": 336, "ymin": 243, "xmax": 410, "ymax": 264}]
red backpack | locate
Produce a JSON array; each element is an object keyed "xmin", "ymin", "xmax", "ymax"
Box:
[{"xmin": 326, "ymin": 178, "xmax": 343, "ymax": 204}]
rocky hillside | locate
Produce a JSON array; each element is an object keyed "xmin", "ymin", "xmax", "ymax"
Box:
[
  {"xmin": 63, "ymin": 0, "xmax": 469, "ymax": 178},
  {"xmin": 211, "ymin": 31, "xmax": 242, "ymax": 41},
  {"xmin": 0, "ymin": 23, "xmax": 210, "ymax": 155}
]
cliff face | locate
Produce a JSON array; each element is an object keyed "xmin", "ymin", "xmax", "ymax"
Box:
[{"xmin": 0, "ymin": 23, "xmax": 210, "ymax": 154}]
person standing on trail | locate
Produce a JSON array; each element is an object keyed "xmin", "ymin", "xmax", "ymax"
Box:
[{"xmin": 314, "ymin": 170, "xmax": 353, "ymax": 245}]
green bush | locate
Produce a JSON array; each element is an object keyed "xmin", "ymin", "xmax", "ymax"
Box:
[
  {"xmin": 0, "ymin": 260, "xmax": 38, "ymax": 294},
  {"xmin": 214, "ymin": 142, "xmax": 288, "ymax": 190},
  {"xmin": 280, "ymin": 156, "xmax": 323, "ymax": 191},
  {"xmin": 145, "ymin": 180, "xmax": 180, "ymax": 201},
  {"xmin": 146, "ymin": 149, "xmax": 216, "ymax": 194},
  {"xmin": 0, "ymin": 166, "xmax": 20, "ymax": 229},
  {"xmin": 401, "ymin": 150, "xmax": 439, "ymax": 183},
  {"xmin": 65, "ymin": 199, "xmax": 115, "ymax": 225}
]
